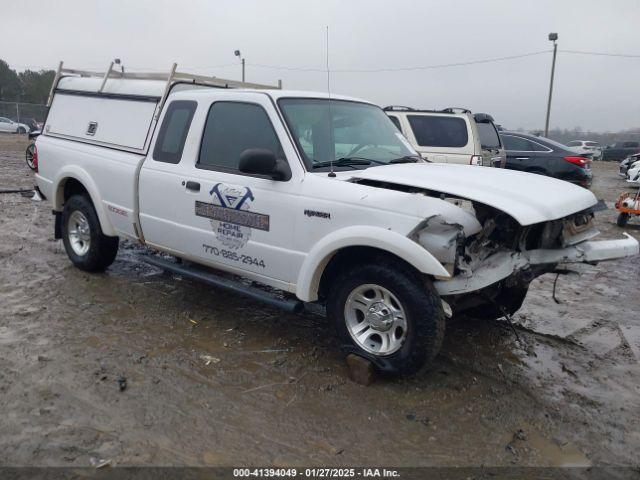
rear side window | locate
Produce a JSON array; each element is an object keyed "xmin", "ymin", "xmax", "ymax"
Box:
[
  {"xmin": 407, "ymin": 115, "xmax": 468, "ymax": 148},
  {"xmin": 501, "ymin": 135, "xmax": 532, "ymax": 151},
  {"xmin": 198, "ymin": 102, "xmax": 282, "ymax": 171},
  {"xmin": 476, "ymin": 122, "xmax": 501, "ymax": 149},
  {"xmin": 153, "ymin": 100, "xmax": 197, "ymax": 164}
]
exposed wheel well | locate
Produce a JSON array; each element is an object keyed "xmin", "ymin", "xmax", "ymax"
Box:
[
  {"xmin": 62, "ymin": 178, "xmax": 89, "ymax": 204},
  {"xmin": 318, "ymin": 246, "xmax": 425, "ymax": 301}
]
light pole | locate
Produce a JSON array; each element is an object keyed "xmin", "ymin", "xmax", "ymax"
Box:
[
  {"xmin": 234, "ymin": 50, "xmax": 245, "ymax": 82},
  {"xmin": 544, "ymin": 32, "xmax": 558, "ymax": 137}
]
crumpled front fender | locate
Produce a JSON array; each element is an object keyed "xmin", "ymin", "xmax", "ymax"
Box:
[{"xmin": 435, "ymin": 233, "xmax": 639, "ymax": 296}]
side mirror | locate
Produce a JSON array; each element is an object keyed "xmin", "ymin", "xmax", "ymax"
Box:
[{"xmin": 239, "ymin": 149, "xmax": 290, "ymax": 181}]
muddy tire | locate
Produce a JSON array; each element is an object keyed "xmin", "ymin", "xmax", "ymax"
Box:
[
  {"xmin": 62, "ymin": 195, "xmax": 119, "ymax": 272},
  {"xmin": 327, "ymin": 263, "xmax": 445, "ymax": 375},
  {"xmin": 617, "ymin": 213, "xmax": 629, "ymax": 227}
]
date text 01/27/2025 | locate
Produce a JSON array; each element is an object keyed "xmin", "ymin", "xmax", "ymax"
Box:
[{"xmin": 203, "ymin": 243, "xmax": 266, "ymax": 268}]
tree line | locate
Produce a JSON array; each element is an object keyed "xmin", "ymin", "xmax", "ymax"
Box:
[{"xmin": 0, "ymin": 59, "xmax": 55, "ymax": 104}]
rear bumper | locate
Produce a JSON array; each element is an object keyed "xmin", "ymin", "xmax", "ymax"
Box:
[{"xmin": 435, "ymin": 234, "xmax": 638, "ymax": 296}]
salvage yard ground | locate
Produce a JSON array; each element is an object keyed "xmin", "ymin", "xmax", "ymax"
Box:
[{"xmin": 1, "ymin": 134, "xmax": 639, "ymax": 467}]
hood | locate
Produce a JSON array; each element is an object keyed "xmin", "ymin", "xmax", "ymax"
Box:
[{"xmin": 350, "ymin": 163, "xmax": 597, "ymax": 226}]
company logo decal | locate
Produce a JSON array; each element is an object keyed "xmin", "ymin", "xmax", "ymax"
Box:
[{"xmin": 195, "ymin": 183, "xmax": 269, "ymax": 250}]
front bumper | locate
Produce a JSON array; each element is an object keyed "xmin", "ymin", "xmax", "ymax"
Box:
[{"xmin": 435, "ymin": 233, "xmax": 639, "ymax": 296}]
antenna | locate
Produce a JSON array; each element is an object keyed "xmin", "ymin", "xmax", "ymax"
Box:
[{"xmin": 326, "ymin": 26, "xmax": 336, "ymax": 178}]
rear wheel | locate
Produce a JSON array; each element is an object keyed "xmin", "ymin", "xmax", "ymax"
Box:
[
  {"xmin": 25, "ymin": 144, "xmax": 36, "ymax": 170},
  {"xmin": 62, "ymin": 195, "xmax": 119, "ymax": 272},
  {"xmin": 327, "ymin": 263, "xmax": 445, "ymax": 375},
  {"xmin": 617, "ymin": 213, "xmax": 630, "ymax": 227}
]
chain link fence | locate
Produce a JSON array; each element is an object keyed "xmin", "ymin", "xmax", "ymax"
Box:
[{"xmin": 0, "ymin": 101, "xmax": 49, "ymax": 130}]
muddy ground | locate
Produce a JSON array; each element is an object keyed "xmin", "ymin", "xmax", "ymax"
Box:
[{"xmin": 1, "ymin": 134, "xmax": 639, "ymax": 469}]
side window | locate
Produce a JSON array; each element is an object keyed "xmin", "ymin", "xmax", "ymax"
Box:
[
  {"xmin": 530, "ymin": 140, "xmax": 550, "ymax": 152},
  {"xmin": 476, "ymin": 122, "xmax": 501, "ymax": 149},
  {"xmin": 387, "ymin": 115, "xmax": 402, "ymax": 131},
  {"xmin": 501, "ymin": 135, "xmax": 532, "ymax": 151},
  {"xmin": 198, "ymin": 102, "xmax": 283, "ymax": 172},
  {"xmin": 153, "ymin": 100, "xmax": 197, "ymax": 164},
  {"xmin": 407, "ymin": 115, "xmax": 468, "ymax": 148}
]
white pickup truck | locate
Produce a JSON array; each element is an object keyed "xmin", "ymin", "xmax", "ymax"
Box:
[{"xmin": 35, "ymin": 63, "xmax": 638, "ymax": 375}]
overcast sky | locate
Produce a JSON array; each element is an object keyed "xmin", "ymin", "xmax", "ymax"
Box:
[{"xmin": 4, "ymin": 0, "xmax": 640, "ymax": 131}]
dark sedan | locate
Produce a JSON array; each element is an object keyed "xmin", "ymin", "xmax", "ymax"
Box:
[
  {"xmin": 500, "ymin": 131, "xmax": 593, "ymax": 188},
  {"xmin": 602, "ymin": 141, "xmax": 640, "ymax": 162}
]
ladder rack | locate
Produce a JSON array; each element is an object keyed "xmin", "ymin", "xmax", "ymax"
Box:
[{"xmin": 47, "ymin": 60, "xmax": 283, "ymax": 107}]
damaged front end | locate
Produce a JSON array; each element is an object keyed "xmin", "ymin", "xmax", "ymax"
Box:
[{"xmin": 415, "ymin": 199, "xmax": 638, "ymax": 316}]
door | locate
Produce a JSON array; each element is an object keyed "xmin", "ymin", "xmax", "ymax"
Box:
[
  {"xmin": 139, "ymin": 93, "xmax": 303, "ymax": 290},
  {"xmin": 476, "ymin": 121, "xmax": 505, "ymax": 167},
  {"xmin": 0, "ymin": 117, "xmax": 12, "ymax": 133},
  {"xmin": 404, "ymin": 114, "xmax": 472, "ymax": 164},
  {"xmin": 500, "ymin": 134, "xmax": 546, "ymax": 172}
]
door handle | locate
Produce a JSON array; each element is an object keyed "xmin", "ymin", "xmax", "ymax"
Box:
[
  {"xmin": 185, "ymin": 181, "xmax": 200, "ymax": 192},
  {"xmin": 515, "ymin": 157, "xmax": 529, "ymax": 160}
]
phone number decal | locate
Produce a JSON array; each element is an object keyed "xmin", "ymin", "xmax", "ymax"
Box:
[{"xmin": 203, "ymin": 243, "xmax": 266, "ymax": 268}]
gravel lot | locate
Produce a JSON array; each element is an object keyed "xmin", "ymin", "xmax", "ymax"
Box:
[{"xmin": 1, "ymin": 134, "xmax": 639, "ymax": 469}]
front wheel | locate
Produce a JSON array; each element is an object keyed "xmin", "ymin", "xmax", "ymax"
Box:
[
  {"xmin": 617, "ymin": 213, "xmax": 630, "ymax": 227},
  {"xmin": 62, "ymin": 195, "xmax": 119, "ymax": 272},
  {"xmin": 17, "ymin": 127, "xmax": 26, "ymax": 134},
  {"xmin": 327, "ymin": 263, "xmax": 445, "ymax": 375}
]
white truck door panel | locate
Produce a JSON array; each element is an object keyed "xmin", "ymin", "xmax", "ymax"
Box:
[{"xmin": 139, "ymin": 93, "xmax": 304, "ymax": 288}]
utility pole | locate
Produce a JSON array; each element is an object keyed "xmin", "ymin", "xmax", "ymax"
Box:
[
  {"xmin": 234, "ymin": 50, "xmax": 245, "ymax": 82},
  {"xmin": 544, "ymin": 32, "xmax": 558, "ymax": 137}
]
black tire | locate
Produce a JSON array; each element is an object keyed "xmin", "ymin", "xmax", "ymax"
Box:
[
  {"xmin": 327, "ymin": 263, "xmax": 445, "ymax": 375},
  {"xmin": 617, "ymin": 213, "xmax": 630, "ymax": 227},
  {"xmin": 463, "ymin": 284, "xmax": 529, "ymax": 321},
  {"xmin": 17, "ymin": 127, "xmax": 26, "ymax": 134},
  {"xmin": 62, "ymin": 195, "xmax": 119, "ymax": 272},
  {"xmin": 25, "ymin": 144, "xmax": 36, "ymax": 170}
]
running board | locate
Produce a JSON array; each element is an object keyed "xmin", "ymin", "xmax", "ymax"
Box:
[{"xmin": 141, "ymin": 255, "xmax": 305, "ymax": 314}]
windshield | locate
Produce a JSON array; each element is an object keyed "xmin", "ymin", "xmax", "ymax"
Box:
[{"xmin": 278, "ymin": 98, "xmax": 417, "ymax": 170}]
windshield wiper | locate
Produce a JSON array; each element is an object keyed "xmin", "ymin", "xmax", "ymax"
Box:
[
  {"xmin": 389, "ymin": 155, "xmax": 421, "ymax": 164},
  {"xmin": 312, "ymin": 157, "xmax": 386, "ymax": 169}
]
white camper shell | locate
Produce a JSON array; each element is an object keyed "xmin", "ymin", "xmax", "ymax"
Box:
[
  {"xmin": 34, "ymin": 62, "xmax": 638, "ymax": 375},
  {"xmin": 44, "ymin": 62, "xmax": 282, "ymax": 154}
]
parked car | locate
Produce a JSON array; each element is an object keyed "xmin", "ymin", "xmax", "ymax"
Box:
[
  {"xmin": 500, "ymin": 131, "xmax": 593, "ymax": 188},
  {"xmin": 566, "ymin": 140, "xmax": 602, "ymax": 160},
  {"xmin": 602, "ymin": 141, "xmax": 640, "ymax": 161},
  {"xmin": 33, "ymin": 64, "xmax": 638, "ymax": 375},
  {"xmin": 13, "ymin": 117, "xmax": 40, "ymax": 132},
  {"xmin": 384, "ymin": 106, "xmax": 506, "ymax": 167},
  {"xmin": 619, "ymin": 153, "xmax": 640, "ymax": 177},
  {"xmin": 627, "ymin": 162, "xmax": 640, "ymax": 185},
  {"xmin": 0, "ymin": 116, "xmax": 30, "ymax": 134}
]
